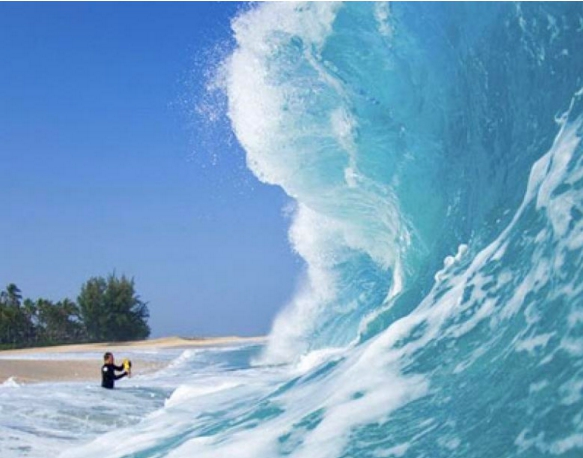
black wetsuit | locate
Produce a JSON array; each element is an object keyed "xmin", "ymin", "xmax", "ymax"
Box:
[{"xmin": 101, "ymin": 363, "xmax": 127, "ymax": 389}]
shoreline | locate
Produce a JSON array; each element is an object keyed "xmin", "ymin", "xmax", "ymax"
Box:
[{"xmin": 0, "ymin": 335, "xmax": 266, "ymax": 385}]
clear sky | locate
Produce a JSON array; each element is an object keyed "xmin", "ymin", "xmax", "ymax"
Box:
[{"xmin": 0, "ymin": 2, "xmax": 301, "ymax": 337}]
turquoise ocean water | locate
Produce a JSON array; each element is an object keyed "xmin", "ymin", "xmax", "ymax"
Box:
[{"xmin": 2, "ymin": 2, "xmax": 583, "ymax": 457}]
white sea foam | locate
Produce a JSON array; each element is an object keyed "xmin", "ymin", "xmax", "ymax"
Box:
[
  {"xmin": 434, "ymin": 244, "xmax": 468, "ymax": 282},
  {"xmin": 1, "ymin": 377, "xmax": 20, "ymax": 388},
  {"xmin": 164, "ymin": 381, "xmax": 241, "ymax": 408},
  {"xmin": 374, "ymin": 2, "xmax": 392, "ymax": 38},
  {"xmin": 226, "ymin": 2, "xmax": 340, "ymax": 187}
]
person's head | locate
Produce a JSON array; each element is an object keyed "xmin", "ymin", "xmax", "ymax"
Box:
[{"xmin": 103, "ymin": 352, "xmax": 114, "ymax": 364}]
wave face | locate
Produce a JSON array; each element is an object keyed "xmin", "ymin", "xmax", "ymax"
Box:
[
  {"xmin": 45, "ymin": 2, "xmax": 583, "ymax": 458},
  {"xmin": 226, "ymin": 2, "xmax": 583, "ymax": 364}
]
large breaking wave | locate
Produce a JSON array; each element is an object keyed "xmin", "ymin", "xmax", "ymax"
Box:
[{"xmin": 225, "ymin": 2, "xmax": 583, "ymax": 369}]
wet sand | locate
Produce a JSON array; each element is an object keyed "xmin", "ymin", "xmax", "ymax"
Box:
[
  {"xmin": 0, "ymin": 358, "xmax": 164, "ymax": 384},
  {"xmin": 0, "ymin": 336, "xmax": 265, "ymax": 384}
]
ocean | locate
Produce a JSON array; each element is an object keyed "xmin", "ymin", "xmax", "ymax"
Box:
[{"xmin": 2, "ymin": 2, "xmax": 583, "ymax": 457}]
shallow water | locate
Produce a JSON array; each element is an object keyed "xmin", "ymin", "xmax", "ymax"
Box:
[{"xmin": 0, "ymin": 345, "xmax": 262, "ymax": 457}]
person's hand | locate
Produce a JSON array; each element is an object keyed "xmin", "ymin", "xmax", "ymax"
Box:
[{"xmin": 123, "ymin": 358, "xmax": 132, "ymax": 377}]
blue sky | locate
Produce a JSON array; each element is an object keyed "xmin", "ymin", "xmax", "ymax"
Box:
[{"xmin": 0, "ymin": 2, "xmax": 301, "ymax": 337}]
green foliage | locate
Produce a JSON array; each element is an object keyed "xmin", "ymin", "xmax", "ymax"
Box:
[
  {"xmin": 78, "ymin": 274, "xmax": 150, "ymax": 342},
  {"xmin": 0, "ymin": 283, "xmax": 33, "ymax": 346},
  {"xmin": 77, "ymin": 277, "xmax": 107, "ymax": 342},
  {"xmin": 36, "ymin": 298, "xmax": 85, "ymax": 344},
  {"xmin": 0, "ymin": 274, "xmax": 150, "ymax": 349}
]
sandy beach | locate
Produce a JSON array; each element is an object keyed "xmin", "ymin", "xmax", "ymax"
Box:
[{"xmin": 0, "ymin": 336, "xmax": 265, "ymax": 384}]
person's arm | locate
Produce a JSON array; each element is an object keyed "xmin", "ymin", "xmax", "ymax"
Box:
[
  {"xmin": 114, "ymin": 371, "xmax": 128, "ymax": 380},
  {"xmin": 113, "ymin": 364, "xmax": 124, "ymax": 371}
]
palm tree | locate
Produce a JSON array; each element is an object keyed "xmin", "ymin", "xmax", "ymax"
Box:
[{"xmin": 5, "ymin": 283, "xmax": 22, "ymax": 307}]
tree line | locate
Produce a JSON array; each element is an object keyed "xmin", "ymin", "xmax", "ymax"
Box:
[{"xmin": 0, "ymin": 274, "xmax": 150, "ymax": 350}]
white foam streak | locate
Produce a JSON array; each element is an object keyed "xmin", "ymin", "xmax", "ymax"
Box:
[
  {"xmin": 374, "ymin": 2, "xmax": 392, "ymax": 38},
  {"xmin": 164, "ymin": 382, "xmax": 241, "ymax": 408}
]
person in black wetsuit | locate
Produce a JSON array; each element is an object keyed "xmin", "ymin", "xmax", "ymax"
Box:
[{"xmin": 101, "ymin": 352, "xmax": 129, "ymax": 389}]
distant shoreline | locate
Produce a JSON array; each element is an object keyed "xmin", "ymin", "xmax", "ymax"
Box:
[{"xmin": 0, "ymin": 335, "xmax": 266, "ymax": 384}]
